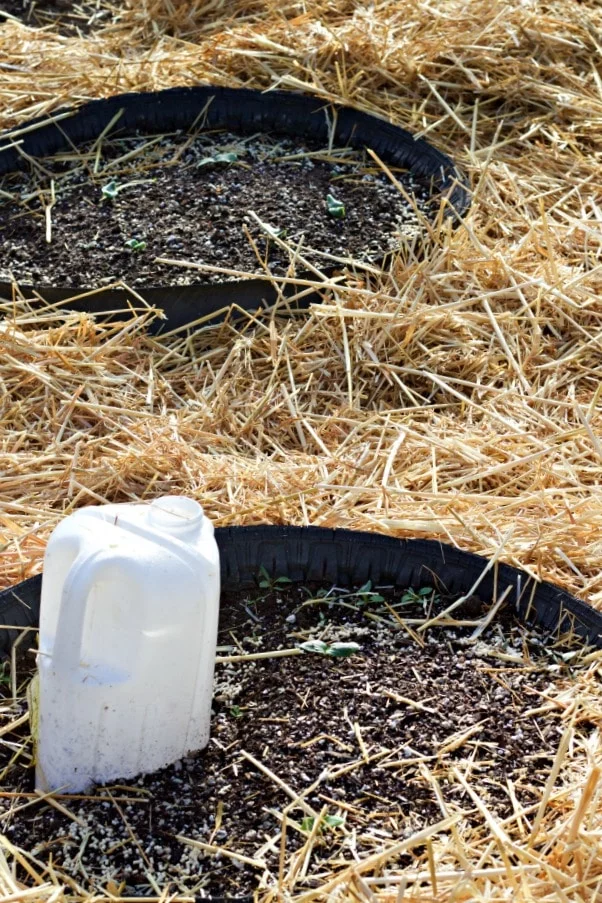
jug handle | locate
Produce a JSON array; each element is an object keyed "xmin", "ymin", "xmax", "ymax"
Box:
[{"xmin": 51, "ymin": 550, "xmax": 112, "ymax": 671}]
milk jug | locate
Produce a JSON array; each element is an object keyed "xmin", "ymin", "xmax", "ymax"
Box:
[{"xmin": 35, "ymin": 496, "xmax": 220, "ymax": 793}]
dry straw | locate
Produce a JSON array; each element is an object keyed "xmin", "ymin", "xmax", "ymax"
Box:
[{"xmin": 1, "ymin": 0, "xmax": 602, "ymax": 900}]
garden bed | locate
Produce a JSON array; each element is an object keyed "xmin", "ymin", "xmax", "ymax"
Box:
[{"xmin": 0, "ymin": 577, "xmax": 596, "ymax": 897}]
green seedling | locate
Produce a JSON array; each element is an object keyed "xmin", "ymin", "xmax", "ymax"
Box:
[
  {"xmin": 298, "ymin": 639, "xmax": 362, "ymax": 658},
  {"xmin": 258, "ymin": 565, "xmax": 292, "ymax": 591},
  {"xmin": 354, "ymin": 580, "xmax": 385, "ymax": 605},
  {"xmin": 300, "ymin": 813, "xmax": 345, "ymax": 832},
  {"xmin": 401, "ymin": 586, "xmax": 434, "ymax": 605},
  {"xmin": 198, "ymin": 151, "xmax": 239, "ymax": 168},
  {"xmin": 124, "ymin": 238, "xmax": 147, "ymax": 253},
  {"xmin": 101, "ymin": 180, "xmax": 120, "ymax": 200},
  {"xmin": 229, "ymin": 705, "xmax": 243, "ymax": 718},
  {"xmin": 326, "ymin": 193, "xmax": 345, "ymax": 218},
  {"xmin": 393, "ymin": 586, "xmax": 437, "ymax": 618}
]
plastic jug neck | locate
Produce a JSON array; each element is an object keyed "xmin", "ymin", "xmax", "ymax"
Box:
[{"xmin": 148, "ymin": 497, "xmax": 204, "ymax": 539}]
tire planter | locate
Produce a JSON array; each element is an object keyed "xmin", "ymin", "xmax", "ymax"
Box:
[
  {"xmin": 2, "ymin": 525, "xmax": 601, "ymax": 899},
  {"xmin": 1, "ymin": 526, "xmax": 600, "ymax": 658},
  {"xmin": 0, "ymin": 87, "xmax": 470, "ymax": 332}
]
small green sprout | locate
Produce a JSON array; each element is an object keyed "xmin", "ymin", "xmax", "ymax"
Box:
[
  {"xmin": 258, "ymin": 565, "xmax": 292, "ymax": 590},
  {"xmin": 198, "ymin": 151, "xmax": 239, "ymax": 168},
  {"xmin": 355, "ymin": 580, "xmax": 385, "ymax": 605},
  {"xmin": 229, "ymin": 705, "xmax": 243, "ymax": 718},
  {"xmin": 300, "ymin": 813, "xmax": 345, "ymax": 832},
  {"xmin": 124, "ymin": 238, "xmax": 147, "ymax": 253},
  {"xmin": 298, "ymin": 639, "xmax": 362, "ymax": 658},
  {"xmin": 101, "ymin": 180, "xmax": 119, "ymax": 200},
  {"xmin": 326, "ymin": 193, "xmax": 345, "ymax": 218},
  {"xmin": 401, "ymin": 586, "xmax": 433, "ymax": 604}
]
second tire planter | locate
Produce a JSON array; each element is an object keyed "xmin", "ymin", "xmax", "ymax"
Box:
[
  {"xmin": 0, "ymin": 87, "xmax": 471, "ymax": 332},
  {"xmin": 0, "ymin": 526, "xmax": 601, "ymax": 898}
]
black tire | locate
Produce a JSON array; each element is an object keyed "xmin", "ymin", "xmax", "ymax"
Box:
[
  {"xmin": 0, "ymin": 87, "xmax": 469, "ymax": 200},
  {"xmin": 0, "ymin": 574, "xmax": 43, "ymax": 652},
  {"xmin": 1, "ymin": 526, "xmax": 600, "ymax": 657}
]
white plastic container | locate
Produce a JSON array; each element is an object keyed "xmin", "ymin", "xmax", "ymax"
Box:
[{"xmin": 35, "ymin": 496, "xmax": 220, "ymax": 793}]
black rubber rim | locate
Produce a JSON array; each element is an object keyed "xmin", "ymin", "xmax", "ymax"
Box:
[
  {"xmin": 1, "ymin": 525, "xmax": 600, "ymax": 658},
  {"xmin": 0, "ymin": 86, "xmax": 471, "ymax": 332}
]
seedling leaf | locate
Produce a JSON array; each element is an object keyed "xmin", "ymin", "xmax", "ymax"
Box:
[
  {"xmin": 301, "ymin": 814, "xmax": 345, "ymax": 832},
  {"xmin": 257, "ymin": 565, "xmax": 292, "ymax": 589},
  {"xmin": 327, "ymin": 642, "xmax": 362, "ymax": 657},
  {"xmin": 124, "ymin": 238, "xmax": 146, "ymax": 252},
  {"xmin": 326, "ymin": 193, "xmax": 345, "ymax": 218},
  {"xmin": 198, "ymin": 151, "xmax": 239, "ymax": 168},
  {"xmin": 101, "ymin": 180, "xmax": 119, "ymax": 200},
  {"xmin": 257, "ymin": 565, "xmax": 271, "ymax": 588},
  {"xmin": 299, "ymin": 639, "xmax": 329, "ymax": 655}
]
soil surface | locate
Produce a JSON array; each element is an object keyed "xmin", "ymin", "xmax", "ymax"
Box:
[
  {"xmin": 0, "ymin": 131, "xmax": 434, "ymax": 288},
  {"xmin": 0, "ymin": 0, "xmax": 110, "ymax": 34},
  {"xmin": 0, "ymin": 579, "xmax": 594, "ymax": 898}
]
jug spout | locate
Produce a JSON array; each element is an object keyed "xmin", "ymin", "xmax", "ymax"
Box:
[
  {"xmin": 35, "ymin": 496, "xmax": 220, "ymax": 793},
  {"xmin": 148, "ymin": 495, "xmax": 204, "ymax": 537}
]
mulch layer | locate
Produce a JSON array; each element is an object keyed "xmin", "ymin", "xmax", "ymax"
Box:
[
  {"xmin": 0, "ymin": 0, "xmax": 110, "ymax": 34},
  {"xmin": 0, "ymin": 131, "xmax": 434, "ymax": 288},
  {"xmin": 0, "ymin": 579, "xmax": 594, "ymax": 898}
]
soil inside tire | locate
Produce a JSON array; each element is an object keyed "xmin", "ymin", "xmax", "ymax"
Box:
[
  {"xmin": 0, "ymin": 131, "xmax": 434, "ymax": 289},
  {"xmin": 0, "ymin": 579, "xmax": 593, "ymax": 898}
]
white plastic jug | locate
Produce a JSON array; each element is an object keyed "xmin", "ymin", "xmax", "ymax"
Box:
[{"xmin": 35, "ymin": 496, "xmax": 220, "ymax": 793}]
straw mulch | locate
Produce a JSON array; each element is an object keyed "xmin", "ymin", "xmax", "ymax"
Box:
[{"xmin": 0, "ymin": 1, "xmax": 601, "ymax": 901}]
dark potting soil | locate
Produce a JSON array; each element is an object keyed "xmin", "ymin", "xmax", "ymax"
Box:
[
  {"xmin": 0, "ymin": 580, "xmax": 595, "ymax": 897},
  {"xmin": 0, "ymin": 0, "xmax": 110, "ymax": 34},
  {"xmin": 0, "ymin": 131, "xmax": 435, "ymax": 289}
]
